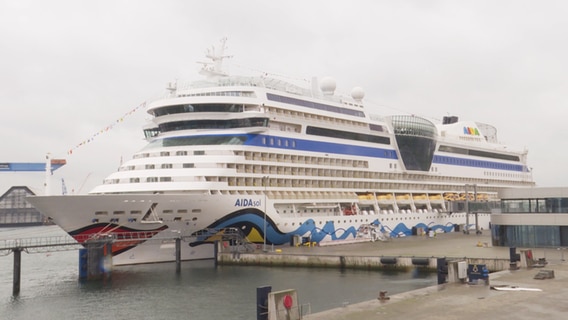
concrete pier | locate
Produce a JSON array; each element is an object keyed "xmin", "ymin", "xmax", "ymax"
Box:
[
  {"xmin": 218, "ymin": 231, "xmax": 515, "ymax": 272},
  {"xmin": 217, "ymin": 231, "xmax": 568, "ymax": 319}
]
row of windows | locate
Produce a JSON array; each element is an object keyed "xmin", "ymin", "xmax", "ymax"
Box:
[
  {"xmin": 240, "ymin": 151, "xmax": 369, "ymax": 168},
  {"xmin": 369, "ymin": 124, "xmax": 386, "ymax": 132},
  {"xmin": 95, "ymin": 216, "xmax": 188, "ymax": 224},
  {"xmin": 501, "ymin": 198, "xmax": 568, "ymax": 213},
  {"xmin": 306, "ymin": 126, "xmax": 390, "ymax": 145},
  {"xmin": 119, "ymin": 148, "xmax": 531, "ymax": 189},
  {"xmin": 96, "ymin": 215, "xmax": 474, "ymax": 227},
  {"xmin": 94, "ymin": 209, "xmax": 201, "ymax": 215},
  {"xmin": 107, "ymin": 177, "xmax": 174, "ymax": 184},
  {"xmin": 265, "ymin": 105, "xmax": 371, "ymax": 130},
  {"xmin": 492, "ymin": 225, "xmax": 568, "ymax": 247},
  {"xmin": 266, "ymin": 93, "xmax": 365, "ymax": 118},
  {"xmin": 151, "ymin": 103, "xmax": 246, "ymax": 117},
  {"xmin": 106, "ymin": 173, "xmax": 498, "ymax": 192},
  {"xmin": 434, "ymin": 155, "xmax": 524, "ymax": 172},
  {"xmin": 122, "ymin": 163, "xmax": 195, "ymax": 171},
  {"xmin": 133, "ymin": 150, "xmax": 200, "ymax": 159},
  {"xmin": 278, "ymin": 214, "xmax": 467, "ymax": 227},
  {"xmin": 484, "ymin": 171, "xmax": 527, "ymax": 180},
  {"xmin": 261, "ymin": 136, "xmax": 297, "ymax": 148},
  {"xmin": 142, "ymin": 135, "xmax": 247, "ymax": 151},
  {"xmin": 438, "ymin": 145, "xmax": 520, "ymax": 162},
  {"xmin": 159, "ymin": 117, "xmax": 269, "ymax": 132},
  {"xmin": 177, "ymin": 90, "xmax": 255, "ymax": 98}
]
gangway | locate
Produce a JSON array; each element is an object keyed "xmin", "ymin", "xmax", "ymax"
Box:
[{"xmin": 194, "ymin": 228, "xmax": 256, "ymax": 253}]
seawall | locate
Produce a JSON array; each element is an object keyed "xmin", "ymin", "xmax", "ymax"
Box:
[{"xmin": 219, "ymin": 251, "xmax": 511, "ymax": 272}]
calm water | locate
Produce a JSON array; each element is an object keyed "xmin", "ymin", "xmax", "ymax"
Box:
[{"xmin": 1, "ymin": 226, "xmax": 436, "ymax": 320}]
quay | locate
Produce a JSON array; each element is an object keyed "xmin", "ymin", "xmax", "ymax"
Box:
[
  {"xmin": 219, "ymin": 231, "xmax": 516, "ymax": 272},
  {"xmin": 219, "ymin": 231, "xmax": 568, "ymax": 319}
]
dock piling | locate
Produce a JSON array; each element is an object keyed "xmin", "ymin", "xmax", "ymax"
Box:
[
  {"xmin": 78, "ymin": 239, "xmax": 113, "ymax": 281},
  {"xmin": 13, "ymin": 248, "xmax": 21, "ymax": 296},
  {"xmin": 256, "ymin": 285, "xmax": 272, "ymax": 320},
  {"xmin": 175, "ymin": 238, "xmax": 181, "ymax": 273}
]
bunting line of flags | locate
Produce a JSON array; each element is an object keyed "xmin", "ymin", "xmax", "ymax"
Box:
[{"xmin": 67, "ymin": 102, "xmax": 146, "ymax": 155}]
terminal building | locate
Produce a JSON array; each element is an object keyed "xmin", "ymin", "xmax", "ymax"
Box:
[{"xmin": 491, "ymin": 187, "xmax": 568, "ymax": 247}]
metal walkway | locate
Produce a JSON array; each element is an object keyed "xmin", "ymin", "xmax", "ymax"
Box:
[{"xmin": 0, "ymin": 227, "xmax": 256, "ymax": 255}]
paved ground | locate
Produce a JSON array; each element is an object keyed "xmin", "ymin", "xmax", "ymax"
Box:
[
  {"xmin": 281, "ymin": 231, "xmax": 568, "ymax": 320},
  {"xmin": 285, "ymin": 231, "xmax": 564, "ymax": 263}
]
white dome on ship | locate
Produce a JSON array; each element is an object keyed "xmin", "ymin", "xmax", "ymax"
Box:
[
  {"xmin": 351, "ymin": 87, "xmax": 365, "ymax": 101},
  {"xmin": 320, "ymin": 76, "xmax": 336, "ymax": 95}
]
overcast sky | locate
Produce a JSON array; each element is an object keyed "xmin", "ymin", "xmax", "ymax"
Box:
[{"xmin": 1, "ymin": 0, "xmax": 567, "ymax": 196}]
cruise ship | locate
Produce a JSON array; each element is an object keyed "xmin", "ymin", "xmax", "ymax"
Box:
[{"xmin": 28, "ymin": 39, "xmax": 535, "ymax": 265}]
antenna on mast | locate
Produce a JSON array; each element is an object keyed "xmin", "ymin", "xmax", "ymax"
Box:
[{"xmin": 198, "ymin": 37, "xmax": 232, "ymax": 78}]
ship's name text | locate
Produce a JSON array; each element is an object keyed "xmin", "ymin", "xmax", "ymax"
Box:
[{"xmin": 234, "ymin": 199, "xmax": 262, "ymax": 207}]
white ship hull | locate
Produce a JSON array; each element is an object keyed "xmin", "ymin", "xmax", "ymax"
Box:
[{"xmin": 28, "ymin": 192, "xmax": 490, "ymax": 265}]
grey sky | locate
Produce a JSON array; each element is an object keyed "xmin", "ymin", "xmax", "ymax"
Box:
[{"xmin": 1, "ymin": 0, "xmax": 566, "ymax": 195}]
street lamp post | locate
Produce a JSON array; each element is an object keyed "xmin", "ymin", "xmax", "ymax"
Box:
[{"xmin": 464, "ymin": 183, "xmax": 478, "ymax": 235}]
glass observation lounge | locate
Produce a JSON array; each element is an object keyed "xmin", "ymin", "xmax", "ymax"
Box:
[{"xmin": 389, "ymin": 115, "xmax": 437, "ymax": 172}]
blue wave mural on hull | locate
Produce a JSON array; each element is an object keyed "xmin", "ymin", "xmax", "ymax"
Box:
[{"xmin": 203, "ymin": 208, "xmax": 459, "ymax": 244}]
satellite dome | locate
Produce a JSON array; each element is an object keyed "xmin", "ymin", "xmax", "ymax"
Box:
[
  {"xmin": 320, "ymin": 77, "xmax": 336, "ymax": 95},
  {"xmin": 351, "ymin": 87, "xmax": 365, "ymax": 101}
]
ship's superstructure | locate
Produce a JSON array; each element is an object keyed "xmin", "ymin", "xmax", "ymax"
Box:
[{"xmin": 28, "ymin": 39, "xmax": 534, "ymax": 265}]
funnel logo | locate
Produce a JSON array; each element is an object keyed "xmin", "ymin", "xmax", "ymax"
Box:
[{"xmin": 463, "ymin": 127, "xmax": 480, "ymax": 136}]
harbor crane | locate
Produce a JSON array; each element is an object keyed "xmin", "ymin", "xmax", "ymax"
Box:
[{"xmin": 0, "ymin": 154, "xmax": 66, "ymax": 195}]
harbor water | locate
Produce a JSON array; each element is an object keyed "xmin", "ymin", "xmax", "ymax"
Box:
[{"xmin": 1, "ymin": 226, "xmax": 436, "ymax": 320}]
